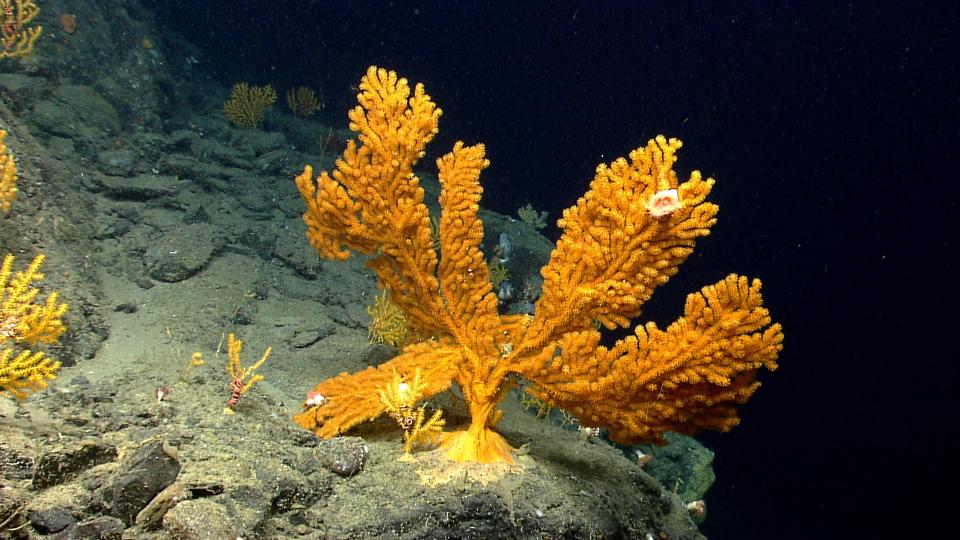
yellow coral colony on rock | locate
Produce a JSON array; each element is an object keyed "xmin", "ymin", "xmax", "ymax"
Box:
[
  {"xmin": 293, "ymin": 66, "xmax": 784, "ymax": 465},
  {"xmin": 286, "ymin": 86, "xmax": 321, "ymax": 118},
  {"xmin": 378, "ymin": 369, "xmax": 446, "ymax": 459},
  {"xmin": 0, "ymin": 0, "xmax": 43, "ymax": 60},
  {"xmin": 1, "ymin": 132, "xmax": 67, "ymax": 398},
  {"xmin": 0, "ymin": 254, "xmax": 68, "ymax": 398},
  {"xmin": 223, "ymin": 332, "xmax": 271, "ymax": 414},
  {"xmin": 223, "ymin": 82, "xmax": 278, "ymax": 129}
]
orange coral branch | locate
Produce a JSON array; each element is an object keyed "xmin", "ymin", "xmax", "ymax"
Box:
[
  {"xmin": 436, "ymin": 142, "xmax": 501, "ymax": 371},
  {"xmin": 513, "ymin": 136, "xmax": 717, "ymax": 361},
  {"xmin": 526, "ymin": 275, "xmax": 782, "ymax": 444},
  {"xmin": 294, "ymin": 341, "xmax": 459, "ymax": 438},
  {"xmin": 295, "ymin": 67, "xmax": 446, "ymax": 337}
]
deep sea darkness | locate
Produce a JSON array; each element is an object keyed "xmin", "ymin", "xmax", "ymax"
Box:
[{"xmin": 146, "ymin": 2, "xmax": 960, "ymax": 537}]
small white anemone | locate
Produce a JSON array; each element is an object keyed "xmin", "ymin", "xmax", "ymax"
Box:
[
  {"xmin": 305, "ymin": 391, "xmax": 326, "ymax": 407},
  {"xmin": 646, "ymin": 188, "xmax": 681, "ymax": 218}
]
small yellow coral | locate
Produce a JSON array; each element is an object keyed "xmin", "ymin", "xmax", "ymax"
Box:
[
  {"xmin": 519, "ymin": 388, "xmax": 552, "ymax": 419},
  {"xmin": 487, "ymin": 257, "xmax": 508, "ymax": 290},
  {"xmin": 286, "ymin": 86, "xmax": 321, "ymax": 118},
  {"xmin": 223, "ymin": 333, "xmax": 271, "ymax": 414},
  {"xmin": 181, "ymin": 351, "xmax": 204, "ymax": 382},
  {"xmin": 224, "ymin": 83, "xmax": 277, "ymax": 129},
  {"xmin": 367, "ymin": 289, "xmax": 409, "ymax": 347},
  {"xmin": 517, "ymin": 203, "xmax": 548, "ymax": 230},
  {"xmin": 0, "ymin": 254, "xmax": 67, "ymax": 399},
  {"xmin": 378, "ymin": 369, "xmax": 445, "ymax": 459},
  {"xmin": 1, "ymin": 130, "xmax": 18, "ymax": 213},
  {"xmin": 0, "ymin": 0, "xmax": 42, "ymax": 60}
]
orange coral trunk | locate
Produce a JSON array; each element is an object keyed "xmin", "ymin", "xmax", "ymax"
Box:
[{"xmin": 440, "ymin": 399, "xmax": 515, "ymax": 464}]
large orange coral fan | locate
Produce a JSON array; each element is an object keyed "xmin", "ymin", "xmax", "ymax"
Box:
[{"xmin": 294, "ymin": 66, "xmax": 783, "ymax": 464}]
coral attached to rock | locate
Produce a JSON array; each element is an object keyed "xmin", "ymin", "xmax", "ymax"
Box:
[
  {"xmin": 0, "ymin": 254, "xmax": 67, "ymax": 398},
  {"xmin": 223, "ymin": 82, "xmax": 277, "ymax": 129},
  {"xmin": 293, "ymin": 66, "xmax": 783, "ymax": 465}
]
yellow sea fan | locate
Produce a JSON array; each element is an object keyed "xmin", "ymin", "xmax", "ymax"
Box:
[
  {"xmin": 286, "ymin": 86, "xmax": 321, "ymax": 117},
  {"xmin": 224, "ymin": 82, "xmax": 277, "ymax": 129}
]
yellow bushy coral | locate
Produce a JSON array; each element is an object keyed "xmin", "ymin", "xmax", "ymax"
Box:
[
  {"xmin": 224, "ymin": 83, "xmax": 277, "ymax": 129},
  {"xmin": 1, "ymin": 130, "xmax": 17, "ymax": 213},
  {"xmin": 223, "ymin": 333, "xmax": 270, "ymax": 413},
  {"xmin": 378, "ymin": 369, "xmax": 446, "ymax": 459},
  {"xmin": 0, "ymin": 0, "xmax": 42, "ymax": 60},
  {"xmin": 286, "ymin": 86, "xmax": 321, "ymax": 118},
  {"xmin": 367, "ymin": 289, "xmax": 410, "ymax": 347},
  {"xmin": 0, "ymin": 254, "xmax": 67, "ymax": 398},
  {"xmin": 517, "ymin": 203, "xmax": 548, "ymax": 230},
  {"xmin": 294, "ymin": 66, "xmax": 783, "ymax": 465}
]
